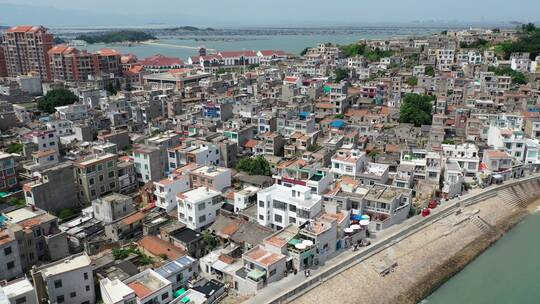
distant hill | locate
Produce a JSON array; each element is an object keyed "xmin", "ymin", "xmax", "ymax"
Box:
[
  {"xmin": 164, "ymin": 26, "xmax": 215, "ymax": 32},
  {"xmin": 75, "ymin": 30, "xmax": 156, "ymax": 44}
]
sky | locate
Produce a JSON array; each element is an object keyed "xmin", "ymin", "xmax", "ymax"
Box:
[{"xmin": 0, "ymin": 0, "xmax": 539, "ymax": 27}]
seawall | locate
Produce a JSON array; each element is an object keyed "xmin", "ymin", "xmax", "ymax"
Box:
[{"xmin": 276, "ymin": 176, "xmax": 540, "ymax": 304}]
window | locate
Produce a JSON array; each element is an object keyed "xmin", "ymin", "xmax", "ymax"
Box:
[
  {"xmin": 15, "ymin": 297, "xmax": 26, "ymax": 304},
  {"xmin": 269, "ymin": 269, "xmax": 277, "ymax": 277},
  {"xmin": 199, "ymin": 215, "xmax": 206, "ymax": 223},
  {"xmin": 289, "ymin": 216, "xmax": 296, "ymax": 223},
  {"xmin": 274, "ymin": 214, "xmax": 282, "ymax": 223},
  {"xmin": 89, "ymin": 178, "xmax": 95, "ymax": 185},
  {"xmin": 99, "ymin": 175, "xmax": 104, "ymax": 182},
  {"xmin": 85, "ymin": 285, "xmax": 90, "ymax": 291},
  {"xmin": 4, "ymin": 247, "xmax": 12, "ymax": 255},
  {"xmin": 273, "ymin": 200, "xmax": 287, "ymax": 211},
  {"xmin": 7, "ymin": 261, "xmax": 14, "ymax": 269},
  {"xmin": 259, "ymin": 200, "xmax": 265, "ymax": 207},
  {"xmin": 84, "ymin": 272, "xmax": 88, "ymax": 280},
  {"xmin": 70, "ymin": 292, "xmax": 76, "ymax": 298},
  {"xmin": 198, "ymin": 202, "xmax": 205, "ymax": 210},
  {"xmin": 54, "ymin": 279, "xmax": 62, "ymax": 288},
  {"xmin": 56, "ymin": 295, "xmax": 64, "ymax": 304},
  {"xmin": 289, "ymin": 204, "xmax": 297, "ymax": 212},
  {"xmin": 259, "ymin": 214, "xmax": 264, "ymax": 220},
  {"xmin": 161, "ymin": 292, "xmax": 169, "ymax": 300}
]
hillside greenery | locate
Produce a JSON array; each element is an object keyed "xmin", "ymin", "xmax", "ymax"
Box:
[
  {"xmin": 498, "ymin": 27, "xmax": 540, "ymax": 59},
  {"xmin": 488, "ymin": 66, "xmax": 527, "ymax": 84},
  {"xmin": 339, "ymin": 43, "xmax": 393, "ymax": 61},
  {"xmin": 399, "ymin": 93, "xmax": 436, "ymax": 127}
]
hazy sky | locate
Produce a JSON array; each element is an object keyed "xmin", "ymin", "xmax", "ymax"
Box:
[{"xmin": 1, "ymin": 0, "xmax": 539, "ymax": 26}]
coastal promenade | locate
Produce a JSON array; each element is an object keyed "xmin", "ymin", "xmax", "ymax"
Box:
[{"xmin": 241, "ymin": 174, "xmax": 540, "ymax": 304}]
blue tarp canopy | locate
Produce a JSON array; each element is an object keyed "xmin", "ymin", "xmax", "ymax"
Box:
[
  {"xmin": 351, "ymin": 214, "xmax": 362, "ymax": 221},
  {"xmin": 330, "ymin": 120, "xmax": 346, "ymax": 128},
  {"xmin": 299, "ymin": 112, "xmax": 310, "ymax": 119}
]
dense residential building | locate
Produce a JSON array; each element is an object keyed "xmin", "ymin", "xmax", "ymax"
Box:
[
  {"xmin": 31, "ymin": 253, "xmax": 95, "ymax": 304},
  {"xmin": 177, "ymin": 186, "xmax": 223, "ymax": 230},
  {"xmin": 257, "ymin": 184, "xmax": 323, "ymax": 230},
  {"xmin": 74, "ymin": 153, "xmax": 120, "ymax": 204},
  {"xmin": 2, "ymin": 25, "xmax": 54, "ymax": 80},
  {"xmin": 0, "ymin": 152, "xmax": 18, "ymax": 193}
]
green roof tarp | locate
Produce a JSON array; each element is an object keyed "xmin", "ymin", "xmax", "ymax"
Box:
[
  {"xmin": 248, "ymin": 268, "xmax": 266, "ymax": 281},
  {"xmin": 174, "ymin": 288, "xmax": 186, "ymax": 298},
  {"xmin": 181, "ymin": 296, "xmax": 190, "ymax": 303}
]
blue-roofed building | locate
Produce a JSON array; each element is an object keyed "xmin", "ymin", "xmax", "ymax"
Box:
[
  {"xmin": 155, "ymin": 255, "xmax": 198, "ymax": 291},
  {"xmin": 330, "ymin": 120, "xmax": 346, "ymax": 129}
]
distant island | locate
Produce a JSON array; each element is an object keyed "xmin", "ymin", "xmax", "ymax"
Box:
[
  {"xmin": 75, "ymin": 30, "xmax": 156, "ymax": 44},
  {"xmin": 164, "ymin": 26, "xmax": 215, "ymax": 32}
]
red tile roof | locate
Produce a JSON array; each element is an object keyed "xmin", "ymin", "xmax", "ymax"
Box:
[
  {"xmin": 128, "ymin": 281, "xmax": 152, "ymax": 298},
  {"xmin": 219, "ymin": 51, "xmax": 257, "ymax": 58},
  {"xmin": 140, "ymin": 54, "xmax": 184, "ymax": 67},
  {"xmin": 96, "ymin": 48, "xmax": 120, "ymax": 57},
  {"xmin": 138, "ymin": 235, "xmax": 186, "ymax": 260},
  {"xmin": 121, "ymin": 211, "xmax": 145, "ymax": 225}
]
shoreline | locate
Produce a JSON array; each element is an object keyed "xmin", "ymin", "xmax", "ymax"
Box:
[{"xmin": 398, "ymin": 208, "xmax": 532, "ymax": 304}]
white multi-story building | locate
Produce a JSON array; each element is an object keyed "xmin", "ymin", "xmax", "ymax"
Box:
[
  {"xmin": 257, "ymin": 184, "xmax": 322, "ymax": 230},
  {"xmin": 122, "ymin": 269, "xmax": 172, "ymax": 304},
  {"xmin": 154, "ymin": 171, "xmax": 190, "ymax": 212},
  {"xmin": 487, "ymin": 126, "xmax": 527, "ymax": 161},
  {"xmin": 0, "ymin": 277, "xmax": 38, "ymax": 304},
  {"xmin": 100, "ymin": 278, "xmax": 136, "ymax": 304},
  {"xmin": 524, "ymin": 139, "xmax": 540, "ymax": 164},
  {"xmin": 24, "ymin": 130, "xmax": 59, "ymax": 152},
  {"xmin": 167, "ymin": 142, "xmax": 221, "ymax": 170},
  {"xmin": 330, "ymin": 149, "xmax": 366, "ymax": 179},
  {"xmin": 362, "ymin": 184, "xmax": 412, "ymax": 231},
  {"xmin": 0, "ymin": 229, "xmax": 23, "ymax": 281},
  {"xmin": 177, "ymin": 187, "xmax": 223, "ymax": 231},
  {"xmin": 190, "ymin": 165, "xmax": 231, "ymax": 192},
  {"xmin": 55, "ymin": 104, "xmax": 89, "ymax": 121},
  {"xmin": 234, "ymin": 186, "xmax": 260, "ymax": 211},
  {"xmin": 46, "ymin": 119, "xmax": 74, "ymax": 137},
  {"xmin": 31, "ymin": 253, "xmax": 95, "ymax": 304},
  {"xmin": 441, "ymin": 143, "xmax": 480, "ymax": 179},
  {"xmin": 436, "ymin": 48, "xmax": 455, "ymax": 71}
]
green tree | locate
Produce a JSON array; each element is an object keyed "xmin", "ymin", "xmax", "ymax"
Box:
[
  {"xmin": 300, "ymin": 47, "xmax": 310, "ymax": 56},
  {"xmin": 522, "ymin": 22, "xmax": 536, "ymax": 33},
  {"xmin": 488, "ymin": 66, "xmax": 527, "ymax": 84},
  {"xmin": 6, "ymin": 142, "xmax": 23, "ymax": 154},
  {"xmin": 236, "ymin": 156, "xmax": 271, "ymax": 176},
  {"xmin": 399, "ymin": 93, "xmax": 436, "ymax": 127},
  {"xmin": 406, "ymin": 76, "xmax": 418, "ymax": 86},
  {"xmin": 334, "ymin": 114, "xmax": 344, "ymax": 119},
  {"xmin": 339, "ymin": 43, "xmax": 366, "ymax": 58},
  {"xmin": 425, "ymin": 66, "xmax": 436, "ymax": 77},
  {"xmin": 334, "ymin": 68, "xmax": 348, "ymax": 83},
  {"xmin": 202, "ymin": 230, "xmax": 219, "ymax": 252},
  {"xmin": 37, "ymin": 88, "xmax": 78, "ymax": 113}
]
